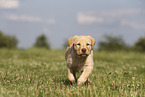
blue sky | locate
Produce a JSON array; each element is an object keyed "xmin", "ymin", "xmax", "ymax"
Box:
[{"xmin": 0, "ymin": 0, "xmax": 145, "ymax": 49}]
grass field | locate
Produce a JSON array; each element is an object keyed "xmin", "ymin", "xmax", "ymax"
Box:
[{"xmin": 0, "ymin": 48, "xmax": 144, "ymax": 97}]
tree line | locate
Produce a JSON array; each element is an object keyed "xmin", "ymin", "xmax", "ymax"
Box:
[
  {"xmin": 0, "ymin": 30, "xmax": 145, "ymax": 52},
  {"xmin": 0, "ymin": 31, "xmax": 18, "ymax": 49},
  {"xmin": 98, "ymin": 34, "xmax": 145, "ymax": 52}
]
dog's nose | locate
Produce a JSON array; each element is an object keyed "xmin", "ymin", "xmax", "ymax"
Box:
[{"xmin": 82, "ymin": 48, "xmax": 86, "ymax": 52}]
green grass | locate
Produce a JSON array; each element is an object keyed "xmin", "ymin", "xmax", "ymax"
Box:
[{"xmin": 0, "ymin": 48, "xmax": 144, "ymax": 97}]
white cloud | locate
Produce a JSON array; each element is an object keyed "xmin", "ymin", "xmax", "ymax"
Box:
[
  {"xmin": 77, "ymin": 9, "xmax": 145, "ymax": 30},
  {"xmin": 100, "ymin": 9, "xmax": 145, "ymax": 17},
  {"xmin": 100, "ymin": 9, "xmax": 145, "ymax": 30},
  {"xmin": 0, "ymin": 0, "xmax": 19, "ymax": 9},
  {"xmin": 121, "ymin": 20, "xmax": 145, "ymax": 30},
  {"xmin": 42, "ymin": 28, "xmax": 51, "ymax": 34},
  {"xmin": 46, "ymin": 19, "xmax": 56, "ymax": 24},
  {"xmin": 77, "ymin": 12, "xmax": 103, "ymax": 25},
  {"xmin": 6, "ymin": 14, "xmax": 56, "ymax": 24},
  {"xmin": 96, "ymin": 9, "xmax": 145, "ymax": 24},
  {"xmin": 7, "ymin": 14, "xmax": 43, "ymax": 23}
]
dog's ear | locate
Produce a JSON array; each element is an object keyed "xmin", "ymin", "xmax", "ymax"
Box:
[
  {"xmin": 67, "ymin": 35, "xmax": 78, "ymax": 47},
  {"xmin": 88, "ymin": 36, "xmax": 96, "ymax": 49}
]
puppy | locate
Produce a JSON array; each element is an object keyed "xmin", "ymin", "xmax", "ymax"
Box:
[{"xmin": 65, "ymin": 35, "xmax": 96, "ymax": 84}]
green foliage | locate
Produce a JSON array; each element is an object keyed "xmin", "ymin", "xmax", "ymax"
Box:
[
  {"xmin": 0, "ymin": 31, "xmax": 18, "ymax": 48},
  {"xmin": 0, "ymin": 49, "xmax": 144, "ymax": 96},
  {"xmin": 134, "ymin": 37, "xmax": 145, "ymax": 52},
  {"xmin": 98, "ymin": 35, "xmax": 127, "ymax": 51},
  {"xmin": 34, "ymin": 34, "xmax": 50, "ymax": 49}
]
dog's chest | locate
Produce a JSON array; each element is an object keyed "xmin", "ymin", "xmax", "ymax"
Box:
[
  {"xmin": 70, "ymin": 57, "xmax": 87, "ymax": 72},
  {"xmin": 66, "ymin": 48, "xmax": 93, "ymax": 72}
]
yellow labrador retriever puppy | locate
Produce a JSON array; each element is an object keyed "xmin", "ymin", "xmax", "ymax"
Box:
[{"xmin": 65, "ymin": 35, "xmax": 96, "ymax": 84}]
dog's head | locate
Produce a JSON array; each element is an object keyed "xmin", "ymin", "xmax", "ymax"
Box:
[{"xmin": 67, "ymin": 35, "xmax": 96, "ymax": 57}]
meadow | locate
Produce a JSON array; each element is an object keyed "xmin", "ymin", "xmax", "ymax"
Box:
[{"xmin": 0, "ymin": 49, "xmax": 144, "ymax": 97}]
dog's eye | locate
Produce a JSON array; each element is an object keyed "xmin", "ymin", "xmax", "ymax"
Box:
[
  {"xmin": 77, "ymin": 43, "xmax": 80, "ymax": 46},
  {"xmin": 86, "ymin": 43, "xmax": 90, "ymax": 46}
]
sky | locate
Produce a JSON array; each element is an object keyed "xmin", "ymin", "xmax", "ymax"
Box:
[{"xmin": 0, "ymin": 0, "xmax": 145, "ymax": 49}]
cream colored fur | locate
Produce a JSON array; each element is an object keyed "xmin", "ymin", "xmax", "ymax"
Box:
[{"xmin": 65, "ymin": 35, "xmax": 96, "ymax": 84}]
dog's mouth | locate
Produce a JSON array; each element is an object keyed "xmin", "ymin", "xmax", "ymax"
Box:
[{"xmin": 79, "ymin": 53, "xmax": 89, "ymax": 57}]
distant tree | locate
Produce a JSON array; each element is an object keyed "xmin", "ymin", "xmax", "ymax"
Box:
[
  {"xmin": 34, "ymin": 34, "xmax": 50, "ymax": 49},
  {"xmin": 0, "ymin": 31, "xmax": 18, "ymax": 48},
  {"xmin": 134, "ymin": 37, "xmax": 145, "ymax": 52},
  {"xmin": 98, "ymin": 34, "xmax": 127, "ymax": 51}
]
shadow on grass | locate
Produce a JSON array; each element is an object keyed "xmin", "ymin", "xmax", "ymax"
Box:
[
  {"xmin": 52, "ymin": 78, "xmax": 74, "ymax": 86},
  {"xmin": 53, "ymin": 78, "xmax": 92, "ymax": 86}
]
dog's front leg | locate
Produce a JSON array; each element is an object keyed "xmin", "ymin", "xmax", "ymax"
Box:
[
  {"xmin": 67, "ymin": 68, "xmax": 76, "ymax": 83},
  {"xmin": 77, "ymin": 66, "xmax": 93, "ymax": 84}
]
